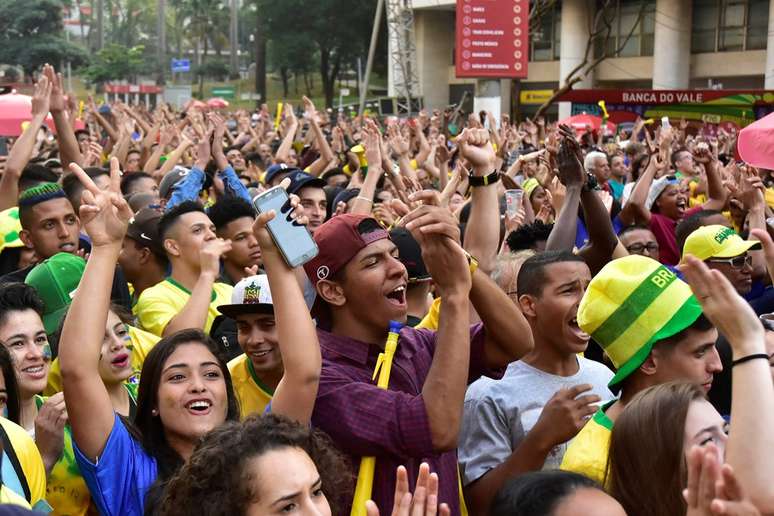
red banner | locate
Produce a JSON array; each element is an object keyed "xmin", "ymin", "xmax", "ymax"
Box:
[{"xmin": 455, "ymin": 0, "xmax": 528, "ymax": 79}]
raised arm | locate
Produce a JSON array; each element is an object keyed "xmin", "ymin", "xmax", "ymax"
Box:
[
  {"xmin": 457, "ymin": 128, "xmax": 500, "ymax": 274},
  {"xmin": 44, "ymin": 64, "xmax": 83, "ymax": 167},
  {"xmin": 618, "ymin": 153, "xmax": 658, "ymax": 226},
  {"xmin": 252, "ymin": 181, "xmax": 320, "ymax": 424},
  {"xmin": 350, "ymin": 120, "xmax": 382, "ymax": 215},
  {"xmin": 60, "ymin": 158, "xmax": 133, "ymax": 460},
  {"xmin": 0, "ymin": 76, "xmax": 51, "ymax": 210},
  {"xmin": 275, "ymin": 104, "xmax": 298, "ymax": 164},
  {"xmin": 695, "ymin": 146, "xmax": 727, "ymax": 212},
  {"xmin": 546, "ymin": 133, "xmax": 584, "ymax": 253},
  {"xmin": 88, "ymin": 96, "xmax": 120, "ymax": 143},
  {"xmin": 301, "ymin": 96, "xmax": 334, "ymax": 176},
  {"xmin": 683, "ymin": 249, "xmax": 774, "ymax": 513}
]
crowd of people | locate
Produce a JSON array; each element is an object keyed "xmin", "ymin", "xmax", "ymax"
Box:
[{"xmin": 0, "ymin": 63, "xmax": 771, "ymax": 515}]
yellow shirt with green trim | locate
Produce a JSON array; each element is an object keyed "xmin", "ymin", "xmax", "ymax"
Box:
[
  {"xmin": 45, "ymin": 325, "xmax": 158, "ymax": 396},
  {"xmin": 36, "ymin": 386, "xmax": 137, "ymax": 516},
  {"xmin": 416, "ymin": 297, "xmax": 441, "ymax": 330},
  {"xmin": 227, "ymin": 354, "xmax": 274, "ymax": 420},
  {"xmin": 0, "ymin": 417, "xmax": 47, "ymax": 509},
  {"xmin": 560, "ymin": 400, "xmax": 614, "ymax": 486},
  {"xmin": 133, "ymin": 278, "xmax": 233, "ymax": 337}
]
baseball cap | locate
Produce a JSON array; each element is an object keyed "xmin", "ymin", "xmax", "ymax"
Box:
[
  {"xmin": 577, "ymin": 255, "xmax": 703, "ymax": 388},
  {"xmin": 126, "ymin": 208, "xmax": 165, "ymax": 257},
  {"xmin": 389, "ymin": 227, "xmax": 429, "ymax": 282},
  {"xmin": 287, "ymin": 170, "xmax": 326, "ymax": 195},
  {"xmin": 24, "ymin": 253, "xmax": 86, "ymax": 335},
  {"xmin": 646, "ymin": 175, "xmax": 680, "ymax": 209},
  {"xmin": 218, "ymin": 274, "xmax": 274, "ymax": 318},
  {"xmin": 303, "ymin": 214, "xmax": 389, "ymax": 292},
  {"xmin": 682, "ymin": 225, "xmax": 761, "ymax": 262},
  {"xmin": 264, "ymin": 164, "xmax": 299, "ymax": 185},
  {"xmin": 159, "ymin": 166, "xmax": 191, "ymax": 199},
  {"xmin": 0, "ymin": 207, "xmax": 24, "ymax": 253}
]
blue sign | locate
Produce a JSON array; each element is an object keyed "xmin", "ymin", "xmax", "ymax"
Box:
[{"xmin": 171, "ymin": 59, "xmax": 190, "ymax": 73}]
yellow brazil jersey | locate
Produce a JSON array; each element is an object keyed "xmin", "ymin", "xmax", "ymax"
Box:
[
  {"xmin": 228, "ymin": 354, "xmax": 274, "ymax": 419},
  {"xmin": 46, "ymin": 325, "xmax": 159, "ymax": 396},
  {"xmin": 134, "ymin": 278, "xmax": 233, "ymax": 337},
  {"xmin": 560, "ymin": 400, "xmax": 614, "ymax": 486},
  {"xmin": 416, "ymin": 297, "xmax": 441, "ymax": 330},
  {"xmin": 0, "ymin": 417, "xmax": 47, "ymax": 509}
]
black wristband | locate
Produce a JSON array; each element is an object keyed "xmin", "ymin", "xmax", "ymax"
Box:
[
  {"xmin": 469, "ymin": 170, "xmax": 500, "ymax": 187},
  {"xmin": 731, "ymin": 353, "xmax": 769, "ymax": 367}
]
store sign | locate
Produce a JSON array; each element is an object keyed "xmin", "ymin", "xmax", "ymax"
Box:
[
  {"xmin": 455, "ymin": 0, "xmax": 529, "ymax": 79},
  {"xmin": 520, "ymin": 89, "xmax": 553, "ymax": 104},
  {"xmin": 558, "ymin": 89, "xmax": 774, "ymax": 105}
]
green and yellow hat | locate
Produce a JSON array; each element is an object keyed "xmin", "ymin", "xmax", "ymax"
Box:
[
  {"xmin": 578, "ymin": 255, "xmax": 703, "ymax": 388},
  {"xmin": 522, "ymin": 178, "xmax": 540, "ymax": 199},
  {"xmin": 0, "ymin": 207, "xmax": 24, "ymax": 253},
  {"xmin": 681, "ymin": 225, "xmax": 761, "ymax": 262}
]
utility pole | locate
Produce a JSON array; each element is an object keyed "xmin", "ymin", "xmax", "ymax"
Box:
[
  {"xmin": 359, "ymin": 0, "xmax": 384, "ymax": 116},
  {"xmin": 157, "ymin": 0, "xmax": 166, "ymax": 84},
  {"xmin": 230, "ymin": 0, "xmax": 239, "ymax": 78},
  {"xmin": 254, "ymin": 3, "xmax": 266, "ymax": 104}
]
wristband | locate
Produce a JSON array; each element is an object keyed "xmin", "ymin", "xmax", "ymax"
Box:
[
  {"xmin": 469, "ymin": 170, "xmax": 500, "ymax": 187},
  {"xmin": 731, "ymin": 353, "xmax": 769, "ymax": 367},
  {"xmin": 355, "ymin": 196, "xmax": 373, "ymax": 204}
]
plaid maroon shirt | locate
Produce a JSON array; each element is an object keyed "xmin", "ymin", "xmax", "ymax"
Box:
[{"xmin": 311, "ymin": 323, "xmax": 502, "ymax": 515}]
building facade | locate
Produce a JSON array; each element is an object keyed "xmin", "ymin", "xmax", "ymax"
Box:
[{"xmin": 409, "ymin": 0, "xmax": 774, "ymax": 118}]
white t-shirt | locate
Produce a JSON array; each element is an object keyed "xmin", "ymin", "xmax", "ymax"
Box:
[{"xmin": 458, "ymin": 356, "xmax": 614, "ymax": 485}]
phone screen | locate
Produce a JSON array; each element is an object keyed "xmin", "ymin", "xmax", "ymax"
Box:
[{"xmin": 253, "ymin": 187, "xmax": 319, "ymax": 268}]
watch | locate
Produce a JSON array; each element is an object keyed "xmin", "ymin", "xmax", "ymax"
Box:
[{"xmin": 468, "ymin": 170, "xmax": 500, "ymax": 187}]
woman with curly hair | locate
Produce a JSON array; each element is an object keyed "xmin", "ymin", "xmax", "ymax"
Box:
[{"xmin": 159, "ymin": 413, "xmax": 353, "ymax": 516}]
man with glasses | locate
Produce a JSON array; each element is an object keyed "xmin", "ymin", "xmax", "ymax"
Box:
[
  {"xmin": 618, "ymin": 225, "xmax": 660, "ymax": 262},
  {"xmin": 681, "ymin": 225, "xmax": 760, "ymax": 297}
]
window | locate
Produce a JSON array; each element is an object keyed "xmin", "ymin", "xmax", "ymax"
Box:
[
  {"xmin": 595, "ymin": 0, "xmax": 657, "ymax": 58},
  {"xmin": 691, "ymin": 0, "xmax": 770, "ymax": 53},
  {"xmin": 529, "ymin": 4, "xmax": 561, "ymax": 61}
]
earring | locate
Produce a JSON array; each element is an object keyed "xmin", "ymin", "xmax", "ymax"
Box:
[{"xmin": 152, "ymin": 409, "xmax": 158, "ymax": 416}]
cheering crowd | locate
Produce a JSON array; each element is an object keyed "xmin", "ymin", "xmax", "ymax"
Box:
[{"xmin": 0, "ymin": 63, "xmax": 771, "ymax": 515}]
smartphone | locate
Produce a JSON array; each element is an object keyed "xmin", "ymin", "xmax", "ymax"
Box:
[
  {"xmin": 661, "ymin": 116, "xmax": 670, "ymax": 129},
  {"xmin": 252, "ymin": 187, "xmax": 319, "ymax": 268},
  {"xmin": 0, "ymin": 138, "xmax": 7, "ymax": 157}
]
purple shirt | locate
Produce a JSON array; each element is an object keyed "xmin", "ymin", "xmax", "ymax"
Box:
[{"xmin": 311, "ymin": 323, "xmax": 501, "ymax": 515}]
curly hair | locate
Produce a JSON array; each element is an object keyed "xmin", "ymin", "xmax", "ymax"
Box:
[{"xmin": 158, "ymin": 413, "xmax": 353, "ymax": 516}]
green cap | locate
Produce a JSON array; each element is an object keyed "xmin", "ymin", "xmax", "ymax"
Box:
[{"xmin": 25, "ymin": 253, "xmax": 86, "ymax": 335}]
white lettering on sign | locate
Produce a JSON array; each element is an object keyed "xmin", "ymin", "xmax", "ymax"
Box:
[
  {"xmin": 622, "ymin": 91, "xmax": 705, "ymax": 103},
  {"xmin": 472, "ymin": 18, "xmax": 485, "ymax": 23},
  {"xmin": 472, "ymin": 52, "xmax": 493, "ymax": 57},
  {"xmin": 472, "ymin": 41, "xmax": 499, "ymax": 47},
  {"xmin": 472, "ymin": 6, "xmax": 484, "ymax": 12}
]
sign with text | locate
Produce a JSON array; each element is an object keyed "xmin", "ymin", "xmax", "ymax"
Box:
[
  {"xmin": 170, "ymin": 59, "xmax": 190, "ymax": 73},
  {"xmin": 455, "ymin": 0, "xmax": 528, "ymax": 79}
]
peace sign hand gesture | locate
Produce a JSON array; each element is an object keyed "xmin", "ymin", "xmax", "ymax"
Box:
[{"xmin": 69, "ymin": 157, "xmax": 133, "ymax": 248}]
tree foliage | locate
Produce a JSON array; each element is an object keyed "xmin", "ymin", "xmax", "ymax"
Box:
[
  {"xmin": 83, "ymin": 43, "xmax": 145, "ymax": 83},
  {"xmin": 0, "ymin": 0, "xmax": 88, "ymax": 75},
  {"xmin": 258, "ymin": 0, "xmax": 378, "ymax": 107}
]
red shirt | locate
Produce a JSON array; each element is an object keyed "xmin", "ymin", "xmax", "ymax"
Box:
[{"xmin": 649, "ymin": 206, "xmax": 702, "ymax": 265}]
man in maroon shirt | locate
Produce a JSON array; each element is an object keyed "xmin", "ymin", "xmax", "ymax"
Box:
[{"xmin": 303, "ymin": 131, "xmax": 534, "ymax": 514}]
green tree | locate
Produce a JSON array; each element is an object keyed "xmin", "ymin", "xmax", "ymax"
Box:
[
  {"xmin": 83, "ymin": 43, "xmax": 145, "ymax": 83},
  {"xmin": 0, "ymin": 0, "xmax": 88, "ymax": 76},
  {"xmin": 258, "ymin": 0, "xmax": 377, "ymax": 107}
]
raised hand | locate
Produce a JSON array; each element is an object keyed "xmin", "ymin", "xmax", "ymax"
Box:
[
  {"xmin": 457, "ymin": 127, "xmax": 496, "ymax": 175},
  {"xmin": 69, "ymin": 157, "xmax": 132, "ymax": 247},
  {"xmin": 35, "ymin": 391, "xmax": 68, "ymax": 474},
  {"xmin": 556, "ymin": 125, "xmax": 585, "ymax": 189},
  {"xmin": 365, "ymin": 463, "xmax": 451, "ymax": 516},
  {"xmin": 302, "ymin": 95, "xmax": 318, "ymax": 122},
  {"xmin": 43, "ymin": 64, "xmax": 67, "ymax": 113},
  {"xmin": 388, "ymin": 124, "xmax": 410, "ymax": 157},
  {"xmin": 685, "ymin": 444, "xmax": 761, "ymax": 516},
  {"xmin": 251, "ymin": 177, "xmax": 308, "ymax": 266},
  {"xmin": 31, "ymin": 75, "xmax": 52, "ymax": 118},
  {"xmin": 363, "ymin": 120, "xmax": 382, "ymax": 170}
]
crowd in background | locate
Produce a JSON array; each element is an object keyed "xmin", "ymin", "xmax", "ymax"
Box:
[{"xmin": 0, "ymin": 63, "xmax": 771, "ymax": 516}]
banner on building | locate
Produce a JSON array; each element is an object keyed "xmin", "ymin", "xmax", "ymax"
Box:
[{"xmin": 455, "ymin": 0, "xmax": 529, "ymax": 79}]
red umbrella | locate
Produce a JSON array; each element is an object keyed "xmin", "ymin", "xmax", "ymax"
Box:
[
  {"xmin": 0, "ymin": 92, "xmax": 55, "ymax": 136},
  {"xmin": 206, "ymin": 97, "xmax": 229, "ymax": 109},
  {"xmin": 559, "ymin": 113, "xmax": 616, "ymax": 136}
]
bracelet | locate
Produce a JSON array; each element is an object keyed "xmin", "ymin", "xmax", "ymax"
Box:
[
  {"xmin": 731, "ymin": 353, "xmax": 769, "ymax": 367},
  {"xmin": 469, "ymin": 170, "xmax": 500, "ymax": 187},
  {"xmin": 355, "ymin": 195, "xmax": 373, "ymax": 204}
]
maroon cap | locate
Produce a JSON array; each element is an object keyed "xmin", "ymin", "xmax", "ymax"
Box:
[{"xmin": 303, "ymin": 214, "xmax": 389, "ymax": 289}]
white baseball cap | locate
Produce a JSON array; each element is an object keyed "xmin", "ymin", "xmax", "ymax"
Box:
[{"xmin": 217, "ymin": 274, "xmax": 274, "ymax": 318}]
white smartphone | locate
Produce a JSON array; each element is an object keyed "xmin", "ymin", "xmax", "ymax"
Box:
[{"xmin": 252, "ymin": 187, "xmax": 319, "ymax": 268}]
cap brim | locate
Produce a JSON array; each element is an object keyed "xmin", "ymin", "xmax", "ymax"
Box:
[
  {"xmin": 712, "ymin": 240, "xmax": 762, "ymax": 259},
  {"xmin": 218, "ymin": 303, "xmax": 274, "ymax": 318},
  {"xmin": 290, "ymin": 177, "xmax": 326, "ymax": 194},
  {"xmin": 608, "ymin": 295, "xmax": 703, "ymax": 389},
  {"xmin": 43, "ymin": 305, "xmax": 69, "ymax": 336}
]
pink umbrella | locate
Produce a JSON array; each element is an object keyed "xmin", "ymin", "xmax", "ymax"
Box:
[
  {"xmin": 559, "ymin": 113, "xmax": 616, "ymax": 136},
  {"xmin": 206, "ymin": 97, "xmax": 229, "ymax": 109},
  {"xmin": 0, "ymin": 92, "xmax": 55, "ymax": 136},
  {"xmin": 738, "ymin": 112, "xmax": 774, "ymax": 169}
]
